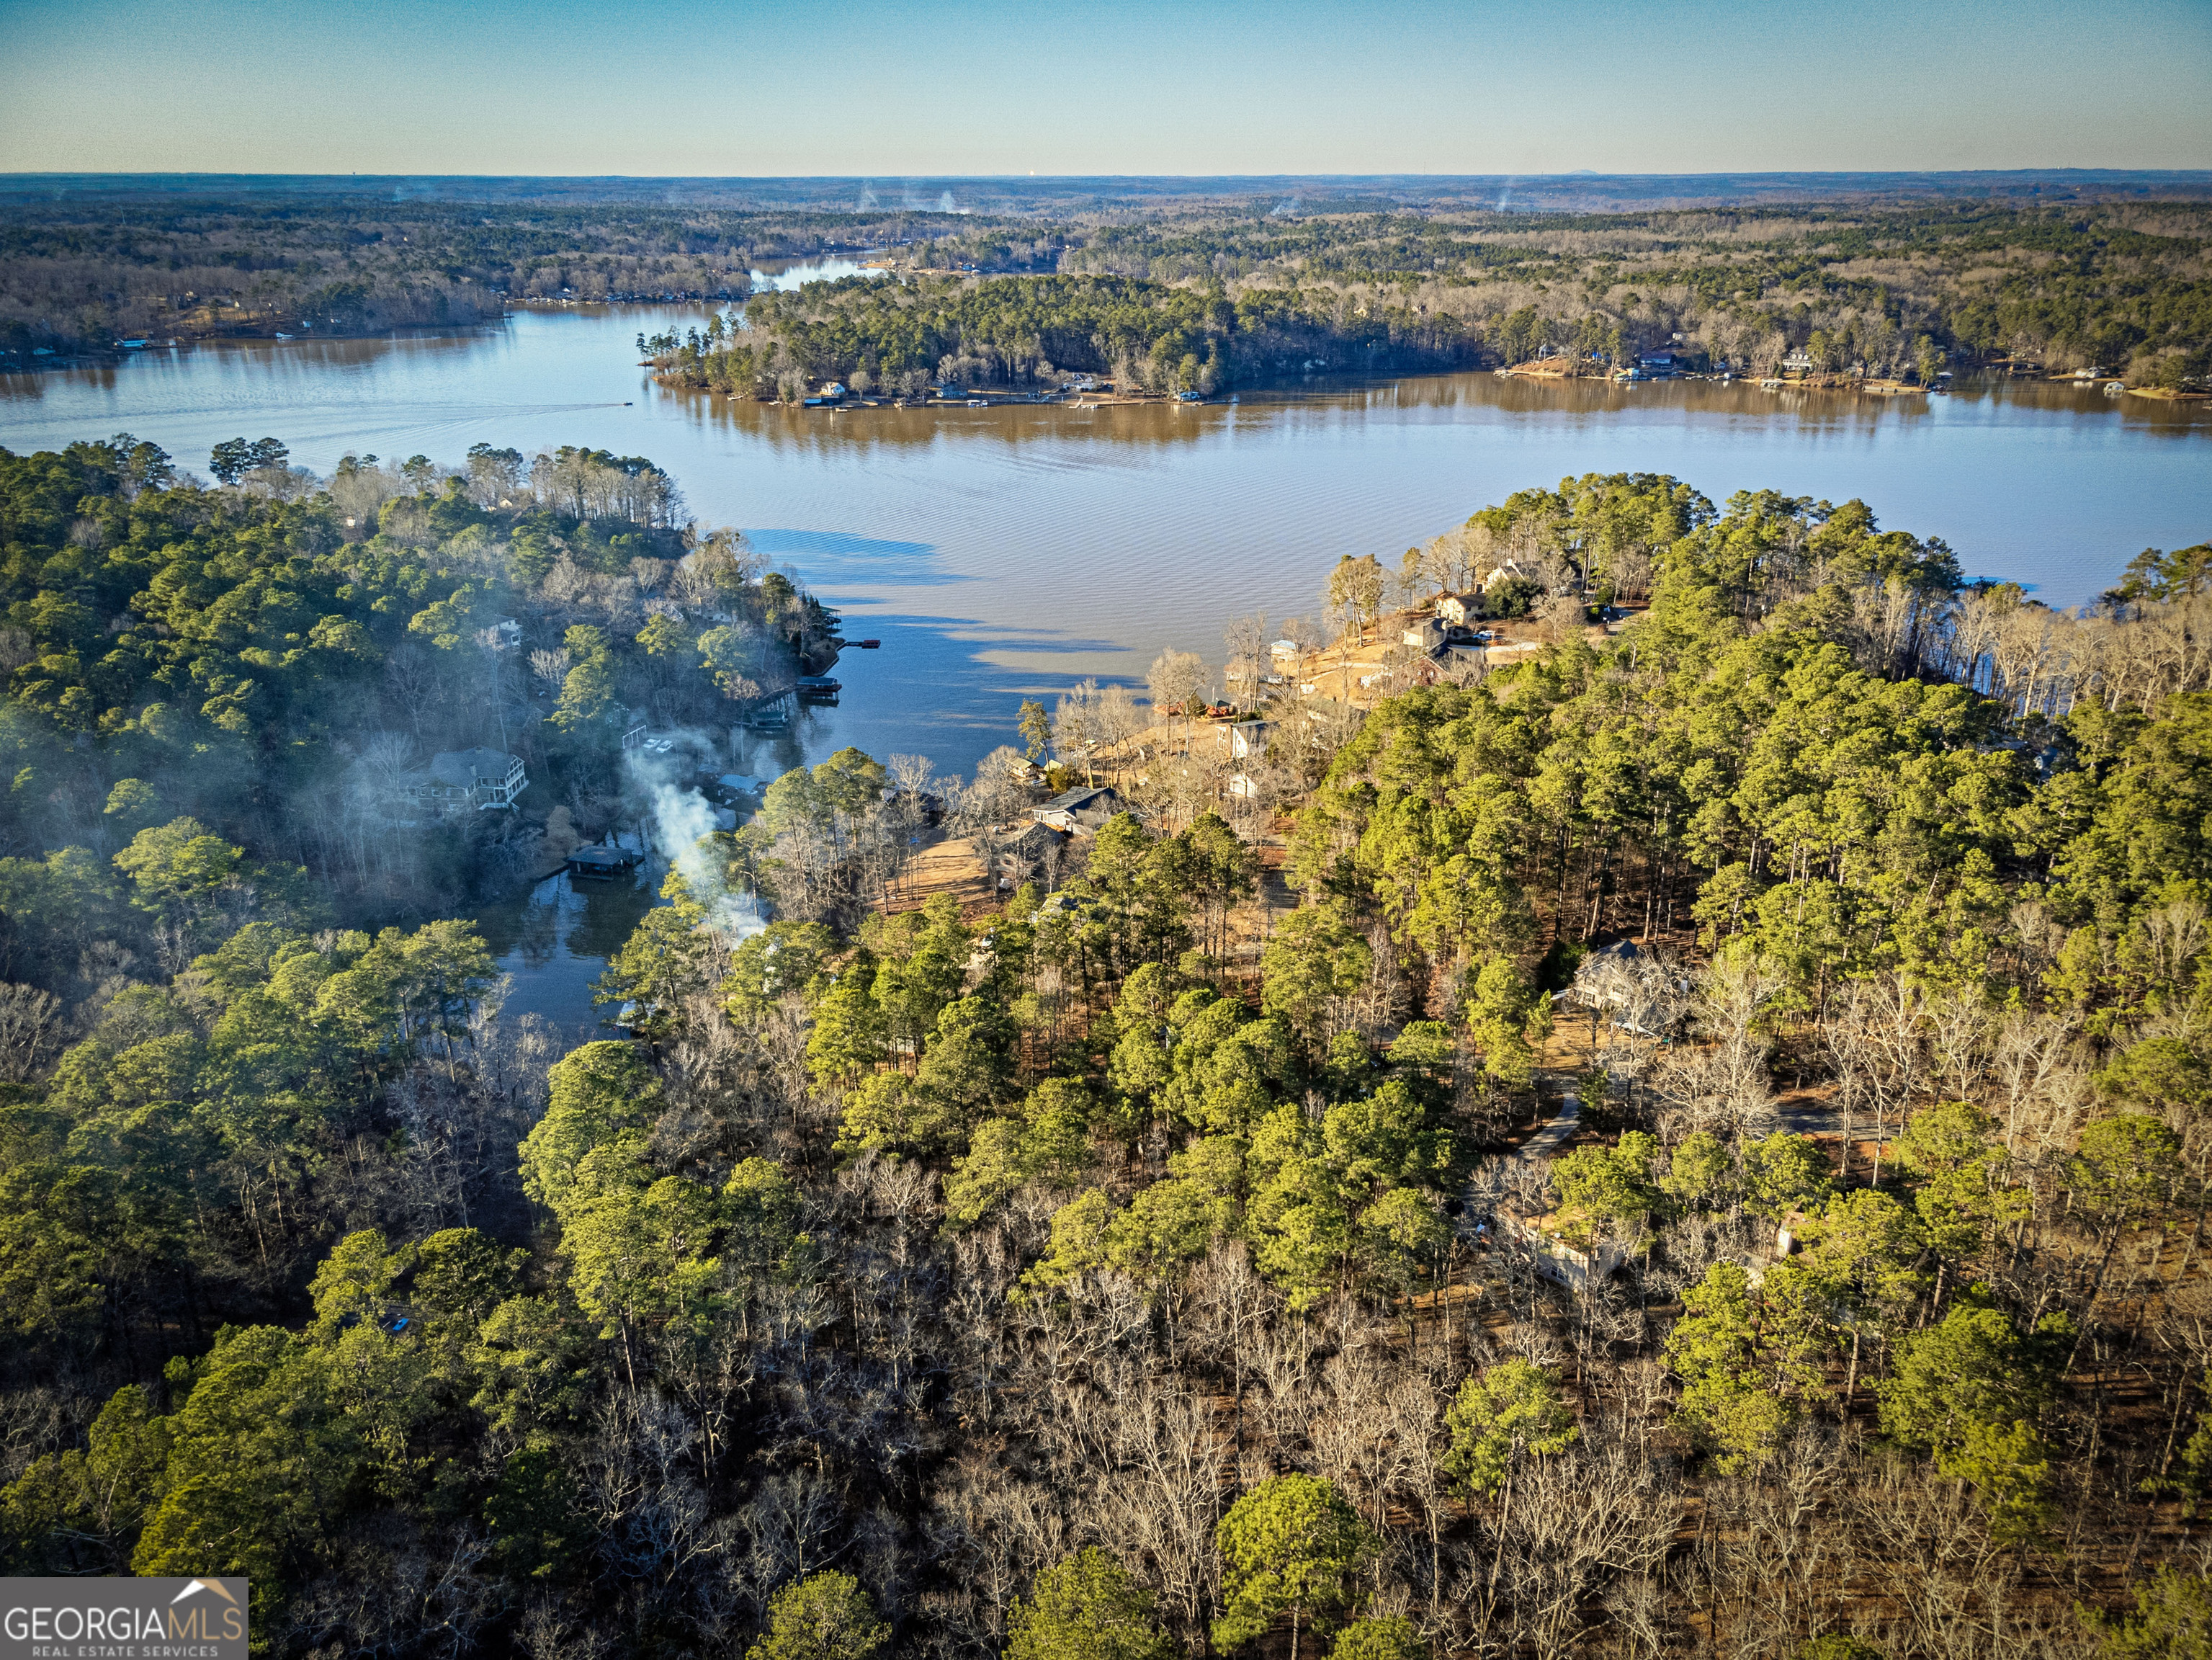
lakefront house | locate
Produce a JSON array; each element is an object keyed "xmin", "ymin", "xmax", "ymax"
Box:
[{"xmin": 396, "ymin": 748, "xmax": 527, "ymax": 815}]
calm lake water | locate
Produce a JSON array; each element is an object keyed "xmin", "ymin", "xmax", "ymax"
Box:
[
  {"xmin": 470, "ymin": 844, "xmax": 662, "ymax": 1040},
  {"xmin": 5, "ymin": 307, "xmax": 2208, "ymax": 781},
  {"xmin": 6, "ymin": 305, "xmax": 2207, "ymax": 1025}
]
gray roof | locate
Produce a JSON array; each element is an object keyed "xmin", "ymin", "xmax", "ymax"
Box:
[
  {"xmin": 1040, "ymin": 785, "xmax": 1119, "ymax": 813},
  {"xmin": 427, "ymin": 748, "xmax": 522, "ymax": 787}
]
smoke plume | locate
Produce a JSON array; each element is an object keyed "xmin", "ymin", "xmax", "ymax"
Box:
[{"xmin": 624, "ymin": 743, "xmax": 763, "ymax": 944}]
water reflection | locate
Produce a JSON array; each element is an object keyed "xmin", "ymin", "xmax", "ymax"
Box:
[
  {"xmin": 472, "ymin": 855, "xmax": 663, "ymax": 1035},
  {"xmin": 745, "ymin": 254, "xmax": 885, "ymax": 291},
  {"xmin": 4, "ymin": 309, "xmax": 2208, "ymax": 785}
]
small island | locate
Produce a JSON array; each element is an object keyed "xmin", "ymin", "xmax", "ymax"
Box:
[{"xmin": 640, "ymin": 272, "xmax": 1476, "ymax": 402}]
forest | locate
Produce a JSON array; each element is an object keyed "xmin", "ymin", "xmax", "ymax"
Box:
[
  {"xmin": 6, "ymin": 188, "xmax": 2208, "ymax": 393},
  {"xmin": 643, "ymin": 274, "xmax": 1473, "ymax": 399},
  {"xmin": 0, "ymin": 432, "xmax": 837, "ymax": 924},
  {"xmin": 0, "ymin": 196, "xmax": 958, "ymax": 357},
  {"xmin": 661, "ymin": 200, "xmax": 2212, "ymax": 398},
  {"xmin": 1038, "ymin": 200, "xmax": 2212, "ymax": 386},
  {"xmin": 1, "ymin": 437, "xmax": 2211, "ymax": 1656},
  {"xmin": 645, "ymin": 199, "xmax": 2212, "ymax": 398}
]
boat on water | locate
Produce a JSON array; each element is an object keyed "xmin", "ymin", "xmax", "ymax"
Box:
[{"xmin": 853, "ymin": 638, "xmax": 882, "ymax": 649}]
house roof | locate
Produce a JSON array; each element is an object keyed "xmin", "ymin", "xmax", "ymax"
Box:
[
  {"xmin": 1040, "ymin": 785, "xmax": 1119, "ymax": 813},
  {"xmin": 426, "ymin": 747, "xmax": 521, "ymax": 787},
  {"xmin": 1574, "ymin": 940, "xmax": 1647, "ymax": 981},
  {"xmin": 999, "ymin": 821, "xmax": 1066, "ymax": 858}
]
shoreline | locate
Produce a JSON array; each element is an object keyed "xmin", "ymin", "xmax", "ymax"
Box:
[{"xmin": 12, "ymin": 313, "xmax": 2200, "ymax": 410}]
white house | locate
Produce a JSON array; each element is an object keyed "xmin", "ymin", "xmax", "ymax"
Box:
[
  {"xmin": 1436, "ymin": 594, "xmax": 1482, "ymax": 628},
  {"xmin": 1570, "ymin": 940, "xmax": 1688, "ymax": 1034},
  {"xmin": 1214, "ymin": 720, "xmax": 1273, "ymax": 761},
  {"xmin": 398, "ymin": 748, "xmax": 527, "ymax": 814},
  {"xmin": 1496, "ymin": 1212, "xmax": 1629, "ymax": 1290}
]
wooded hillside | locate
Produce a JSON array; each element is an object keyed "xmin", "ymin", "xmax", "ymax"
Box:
[{"xmin": 1, "ymin": 456, "xmax": 2211, "ymax": 1659}]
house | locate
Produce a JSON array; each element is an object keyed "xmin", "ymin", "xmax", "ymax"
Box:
[
  {"xmin": 1782, "ymin": 348, "xmax": 1816, "ymax": 375},
  {"xmin": 1569, "ymin": 940, "xmax": 1687, "ymax": 1034},
  {"xmin": 1436, "ymin": 594, "xmax": 1482, "ymax": 628},
  {"xmin": 1481, "ymin": 559, "xmax": 1531, "ymax": 592},
  {"xmin": 1496, "ymin": 1213, "xmax": 1629, "ymax": 1290},
  {"xmin": 1270, "ymin": 639, "xmax": 1303, "ymax": 664},
  {"xmin": 1358, "ymin": 658, "xmax": 1441, "ymax": 692},
  {"xmin": 1402, "ymin": 617, "xmax": 1446, "ymax": 652},
  {"xmin": 1228, "ymin": 772, "xmax": 1261, "ymax": 799},
  {"xmin": 1030, "ymin": 785, "xmax": 1126, "ymax": 836},
  {"xmin": 1214, "ymin": 720, "xmax": 1272, "ymax": 761},
  {"xmin": 993, "ymin": 820, "xmax": 1067, "ymax": 888},
  {"xmin": 885, "ymin": 784, "xmax": 946, "ymax": 826},
  {"xmin": 1635, "ymin": 349, "xmax": 1679, "ymax": 375},
  {"xmin": 397, "ymin": 748, "xmax": 526, "ymax": 814}
]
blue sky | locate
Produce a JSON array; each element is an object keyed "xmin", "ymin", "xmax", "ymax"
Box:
[{"xmin": 3, "ymin": 0, "xmax": 2208, "ymax": 175}]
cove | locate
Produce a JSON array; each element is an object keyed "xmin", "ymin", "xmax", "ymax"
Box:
[{"xmin": 4, "ymin": 305, "xmax": 2207, "ymax": 782}]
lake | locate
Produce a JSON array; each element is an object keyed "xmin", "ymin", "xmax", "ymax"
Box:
[
  {"xmin": 4, "ymin": 306, "xmax": 2207, "ymax": 783},
  {"xmin": 6, "ymin": 305, "xmax": 2207, "ymax": 1027}
]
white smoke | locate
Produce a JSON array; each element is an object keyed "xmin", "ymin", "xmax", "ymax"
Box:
[
  {"xmin": 858, "ymin": 183, "xmax": 878, "ymax": 210},
  {"xmin": 624, "ymin": 744, "xmax": 764, "ymax": 944},
  {"xmin": 939, "ymin": 190, "xmax": 957, "ymax": 213}
]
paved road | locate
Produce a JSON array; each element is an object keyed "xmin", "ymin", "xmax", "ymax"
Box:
[{"xmin": 1518, "ymin": 1089, "xmax": 1580, "ymax": 1160}]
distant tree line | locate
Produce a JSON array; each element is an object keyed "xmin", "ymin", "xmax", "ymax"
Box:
[{"xmin": 16, "ymin": 193, "xmax": 2204, "ymax": 388}]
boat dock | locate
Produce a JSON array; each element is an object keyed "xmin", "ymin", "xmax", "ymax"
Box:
[{"xmin": 567, "ymin": 844, "xmax": 644, "ymax": 880}]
